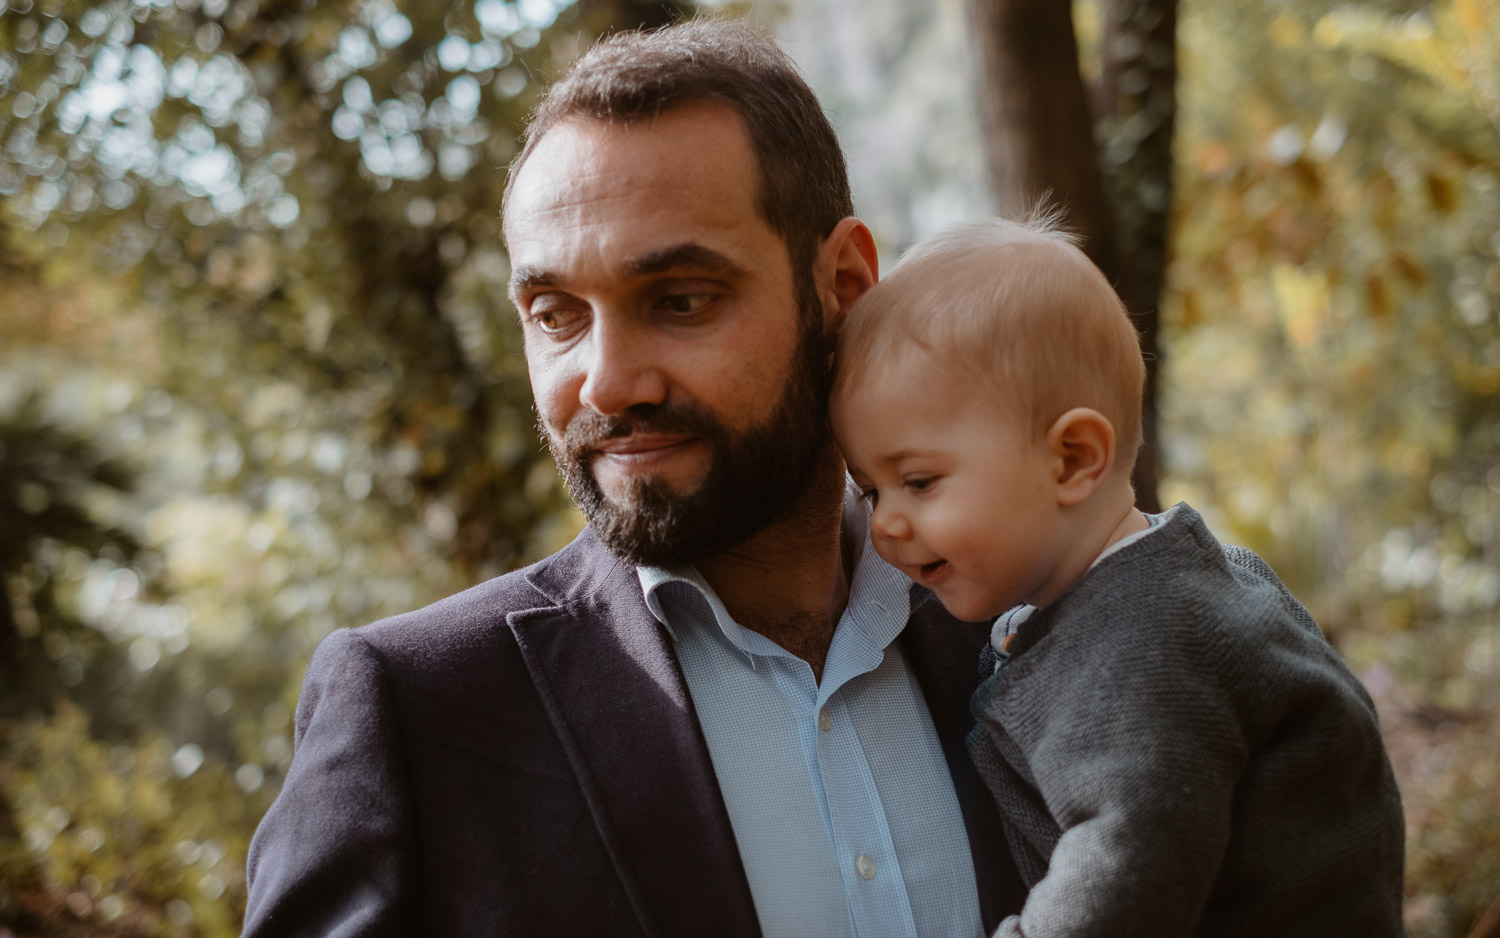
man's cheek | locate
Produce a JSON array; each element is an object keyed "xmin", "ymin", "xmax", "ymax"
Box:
[{"xmin": 536, "ymin": 395, "xmax": 585, "ymax": 452}]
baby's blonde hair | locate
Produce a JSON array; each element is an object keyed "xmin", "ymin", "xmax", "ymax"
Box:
[{"xmin": 835, "ymin": 212, "xmax": 1146, "ymax": 464}]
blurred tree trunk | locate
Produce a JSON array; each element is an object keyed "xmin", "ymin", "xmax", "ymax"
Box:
[{"xmin": 966, "ymin": 0, "xmax": 1178, "ymax": 512}]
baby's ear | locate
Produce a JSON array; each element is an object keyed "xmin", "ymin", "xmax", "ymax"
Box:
[{"xmin": 1046, "ymin": 408, "xmax": 1116, "ymax": 507}]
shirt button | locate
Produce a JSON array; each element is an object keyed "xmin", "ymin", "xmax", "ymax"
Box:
[
  {"xmin": 818, "ymin": 708, "xmax": 832, "ymax": 732},
  {"xmin": 855, "ymin": 854, "xmax": 876, "ymax": 880}
]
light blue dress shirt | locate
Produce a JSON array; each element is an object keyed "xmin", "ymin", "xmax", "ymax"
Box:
[{"xmin": 637, "ymin": 487, "xmax": 985, "ymax": 938}]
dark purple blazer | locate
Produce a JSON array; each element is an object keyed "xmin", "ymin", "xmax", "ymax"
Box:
[{"xmin": 242, "ymin": 527, "xmax": 1025, "ymax": 937}]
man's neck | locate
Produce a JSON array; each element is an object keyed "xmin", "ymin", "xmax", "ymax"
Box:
[{"xmin": 695, "ymin": 452, "xmax": 850, "ymax": 680}]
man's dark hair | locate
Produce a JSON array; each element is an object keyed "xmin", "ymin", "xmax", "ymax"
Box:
[{"xmin": 502, "ymin": 19, "xmax": 854, "ymax": 277}]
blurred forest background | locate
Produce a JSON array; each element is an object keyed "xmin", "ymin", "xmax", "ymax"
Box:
[{"xmin": 1, "ymin": 0, "xmax": 1497, "ymax": 934}]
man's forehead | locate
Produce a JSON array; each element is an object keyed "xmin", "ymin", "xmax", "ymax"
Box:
[
  {"xmin": 504, "ymin": 105, "xmax": 759, "ymax": 225},
  {"xmin": 502, "ymin": 108, "xmax": 783, "ymax": 298}
]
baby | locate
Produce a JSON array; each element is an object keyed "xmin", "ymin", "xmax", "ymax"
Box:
[{"xmin": 831, "ymin": 216, "xmax": 1406, "ymax": 937}]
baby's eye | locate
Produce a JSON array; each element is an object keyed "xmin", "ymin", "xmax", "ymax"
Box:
[
  {"xmin": 858, "ymin": 488, "xmax": 879, "ymax": 506},
  {"xmin": 904, "ymin": 476, "xmax": 938, "ymax": 492}
]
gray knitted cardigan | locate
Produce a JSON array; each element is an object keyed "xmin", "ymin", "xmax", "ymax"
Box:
[{"xmin": 967, "ymin": 503, "xmax": 1405, "ymax": 937}]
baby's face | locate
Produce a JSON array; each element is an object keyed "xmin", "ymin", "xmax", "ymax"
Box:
[{"xmin": 832, "ymin": 351, "xmax": 1065, "ymax": 622}]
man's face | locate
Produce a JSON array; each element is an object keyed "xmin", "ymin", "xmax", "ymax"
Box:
[{"xmin": 505, "ymin": 103, "xmax": 834, "ymax": 566}]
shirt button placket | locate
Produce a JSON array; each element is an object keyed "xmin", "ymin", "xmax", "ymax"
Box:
[
  {"xmin": 818, "ymin": 707, "xmax": 832, "ymax": 732},
  {"xmin": 855, "ymin": 853, "xmax": 876, "ymax": 880}
]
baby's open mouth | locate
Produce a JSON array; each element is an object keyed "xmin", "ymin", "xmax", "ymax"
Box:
[{"xmin": 920, "ymin": 560, "xmax": 947, "ymax": 578}]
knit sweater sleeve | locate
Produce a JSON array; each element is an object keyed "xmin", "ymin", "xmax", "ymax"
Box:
[
  {"xmin": 984, "ymin": 611, "xmax": 1250, "ymax": 938},
  {"xmin": 974, "ymin": 507, "xmax": 1404, "ymax": 938},
  {"xmin": 972, "ymin": 518, "xmax": 1297, "ymax": 938}
]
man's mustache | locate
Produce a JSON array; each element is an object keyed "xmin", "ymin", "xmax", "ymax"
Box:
[{"xmin": 549, "ymin": 402, "xmax": 726, "ymax": 456}]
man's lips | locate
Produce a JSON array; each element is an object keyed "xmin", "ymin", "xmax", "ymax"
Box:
[{"xmin": 592, "ymin": 434, "xmax": 697, "ymax": 463}]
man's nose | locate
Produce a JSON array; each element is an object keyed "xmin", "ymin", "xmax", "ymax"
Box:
[{"xmin": 577, "ymin": 317, "xmax": 668, "ymax": 417}]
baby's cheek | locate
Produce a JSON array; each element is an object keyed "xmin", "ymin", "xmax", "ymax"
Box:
[
  {"xmin": 870, "ymin": 537, "xmax": 910, "ymax": 578},
  {"xmin": 829, "ymin": 415, "xmax": 854, "ymax": 454}
]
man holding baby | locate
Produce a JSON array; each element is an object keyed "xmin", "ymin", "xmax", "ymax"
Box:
[
  {"xmin": 243, "ymin": 18, "xmax": 1026, "ymax": 938},
  {"xmin": 244, "ymin": 16, "xmax": 1405, "ymax": 938}
]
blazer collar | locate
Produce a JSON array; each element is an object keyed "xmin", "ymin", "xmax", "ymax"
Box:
[
  {"xmin": 509, "ymin": 526, "xmax": 763, "ymax": 938},
  {"xmin": 521, "ymin": 524, "xmax": 638, "ymax": 607},
  {"xmin": 512, "ymin": 528, "xmax": 1022, "ymax": 932}
]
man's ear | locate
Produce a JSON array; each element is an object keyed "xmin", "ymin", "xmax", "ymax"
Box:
[
  {"xmin": 815, "ymin": 217, "xmax": 879, "ymax": 334},
  {"xmin": 1046, "ymin": 408, "xmax": 1117, "ymax": 507}
]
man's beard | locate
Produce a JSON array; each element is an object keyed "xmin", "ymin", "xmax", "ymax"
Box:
[{"xmin": 543, "ymin": 285, "xmax": 835, "ymax": 568}]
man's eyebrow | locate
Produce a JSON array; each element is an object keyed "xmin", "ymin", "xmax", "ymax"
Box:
[
  {"xmin": 508, "ymin": 244, "xmax": 748, "ymax": 304},
  {"xmin": 508, "ymin": 266, "xmax": 552, "ymax": 304},
  {"xmin": 510, "ymin": 267, "xmax": 552, "ymax": 307},
  {"xmin": 626, "ymin": 243, "xmax": 749, "ymax": 279}
]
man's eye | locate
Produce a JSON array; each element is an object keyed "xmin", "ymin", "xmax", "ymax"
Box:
[
  {"xmin": 530, "ymin": 306, "xmax": 583, "ymax": 336},
  {"xmin": 656, "ymin": 293, "xmax": 714, "ymax": 315}
]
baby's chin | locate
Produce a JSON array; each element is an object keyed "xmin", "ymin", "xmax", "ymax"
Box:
[
  {"xmin": 939, "ymin": 602, "xmax": 1006, "ymax": 625},
  {"xmin": 924, "ymin": 587, "xmax": 1008, "ymax": 625}
]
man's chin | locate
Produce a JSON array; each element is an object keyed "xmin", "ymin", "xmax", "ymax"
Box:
[
  {"xmin": 584, "ymin": 497, "xmax": 702, "ymax": 569},
  {"xmin": 592, "ymin": 471, "xmax": 705, "ymax": 513}
]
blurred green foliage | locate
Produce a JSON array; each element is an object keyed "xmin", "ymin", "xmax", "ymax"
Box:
[
  {"xmin": 3, "ymin": 704, "xmax": 270, "ymax": 935},
  {"xmin": 0, "ymin": 0, "xmax": 1496, "ymax": 935}
]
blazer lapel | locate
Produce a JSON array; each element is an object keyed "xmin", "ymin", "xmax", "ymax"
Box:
[
  {"xmin": 898, "ymin": 586, "xmax": 1028, "ymax": 927},
  {"xmin": 508, "ymin": 531, "xmax": 761, "ymax": 938}
]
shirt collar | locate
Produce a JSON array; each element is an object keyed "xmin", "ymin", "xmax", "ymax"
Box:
[
  {"xmin": 635, "ymin": 478, "xmax": 912, "ymax": 659},
  {"xmin": 990, "ymin": 503, "xmax": 1179, "ymax": 655}
]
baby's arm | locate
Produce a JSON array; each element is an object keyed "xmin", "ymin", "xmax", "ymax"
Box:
[{"xmin": 982, "ymin": 636, "xmax": 1250, "ymax": 937}]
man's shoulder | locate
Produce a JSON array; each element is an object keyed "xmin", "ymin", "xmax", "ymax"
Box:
[{"xmin": 333, "ymin": 525, "xmax": 628, "ymax": 669}]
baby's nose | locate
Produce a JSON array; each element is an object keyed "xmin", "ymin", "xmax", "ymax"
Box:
[{"xmin": 869, "ymin": 504, "xmax": 910, "ymax": 541}]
